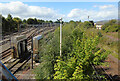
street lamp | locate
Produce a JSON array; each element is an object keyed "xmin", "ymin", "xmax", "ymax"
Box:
[{"xmin": 57, "ymin": 18, "xmax": 62, "ymax": 57}]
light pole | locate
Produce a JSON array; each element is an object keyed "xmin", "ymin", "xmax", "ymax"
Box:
[{"xmin": 59, "ymin": 18, "xmax": 62, "ymax": 57}]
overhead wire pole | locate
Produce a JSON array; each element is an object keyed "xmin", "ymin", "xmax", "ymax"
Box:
[{"xmin": 60, "ymin": 18, "xmax": 62, "ymax": 57}]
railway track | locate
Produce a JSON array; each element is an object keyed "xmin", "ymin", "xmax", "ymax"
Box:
[
  {"xmin": 1, "ymin": 27, "xmax": 40, "ymax": 63},
  {"xmin": 0, "ymin": 27, "xmax": 35, "ymax": 46},
  {"xmin": 9, "ymin": 55, "xmax": 31, "ymax": 75},
  {"xmin": 1, "ymin": 26, "xmax": 57, "ymax": 77},
  {"xmin": 99, "ymin": 65, "xmax": 113, "ymax": 80},
  {"xmin": 0, "ymin": 26, "xmax": 54, "ymax": 46},
  {"xmin": 90, "ymin": 62, "xmax": 113, "ymax": 81},
  {"xmin": 0, "ymin": 48, "xmax": 11, "ymax": 59},
  {"xmin": 0, "ymin": 39, "xmax": 10, "ymax": 46}
]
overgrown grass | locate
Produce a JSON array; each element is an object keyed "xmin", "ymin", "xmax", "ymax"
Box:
[
  {"xmin": 33, "ymin": 21, "xmax": 119, "ymax": 80},
  {"xmin": 103, "ymin": 32, "xmax": 118, "ymax": 39},
  {"xmin": 84, "ymin": 28, "xmax": 119, "ymax": 60}
]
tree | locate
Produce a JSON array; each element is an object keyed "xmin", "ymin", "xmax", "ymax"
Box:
[
  {"xmin": 49, "ymin": 20, "xmax": 53, "ymax": 23},
  {"xmin": 37, "ymin": 19, "xmax": 45, "ymax": 24},
  {"xmin": 79, "ymin": 20, "xmax": 81, "ymax": 22},
  {"xmin": 6, "ymin": 14, "xmax": 12, "ymax": 20},
  {"xmin": 13, "ymin": 17, "xmax": 22, "ymax": 23},
  {"xmin": 6, "ymin": 14, "xmax": 14, "ymax": 32},
  {"xmin": 34, "ymin": 18, "xmax": 38, "ymax": 24},
  {"xmin": 54, "ymin": 20, "xmax": 64, "ymax": 24},
  {"xmin": 27, "ymin": 18, "xmax": 35, "ymax": 24},
  {"xmin": 2, "ymin": 16, "xmax": 8, "ymax": 34},
  {"xmin": 13, "ymin": 17, "xmax": 22, "ymax": 31},
  {"xmin": 82, "ymin": 21, "xmax": 93, "ymax": 29},
  {"xmin": 23, "ymin": 19, "xmax": 27, "ymax": 24}
]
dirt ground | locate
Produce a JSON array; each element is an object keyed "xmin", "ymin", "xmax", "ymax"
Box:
[
  {"xmin": 101, "ymin": 54, "xmax": 120, "ymax": 80},
  {"xmin": 14, "ymin": 63, "xmax": 39, "ymax": 80}
]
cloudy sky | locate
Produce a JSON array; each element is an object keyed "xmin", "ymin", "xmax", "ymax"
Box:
[{"xmin": 0, "ymin": 1, "xmax": 118, "ymax": 22}]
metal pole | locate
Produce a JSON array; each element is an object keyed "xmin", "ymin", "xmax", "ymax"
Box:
[
  {"xmin": 88, "ymin": 16, "xmax": 89, "ymax": 21},
  {"xmin": 31, "ymin": 38, "xmax": 33, "ymax": 69},
  {"xmin": 18, "ymin": 23, "xmax": 19, "ymax": 32},
  {"xmin": 60, "ymin": 18, "xmax": 62, "ymax": 57}
]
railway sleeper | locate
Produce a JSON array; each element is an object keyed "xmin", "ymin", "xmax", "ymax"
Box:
[{"xmin": 11, "ymin": 56, "xmax": 31, "ymax": 75}]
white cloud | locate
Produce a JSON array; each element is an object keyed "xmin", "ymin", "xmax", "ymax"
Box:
[
  {"xmin": 67, "ymin": 5, "xmax": 118, "ymax": 21},
  {"xmin": 0, "ymin": 2, "xmax": 118, "ymax": 21},
  {"xmin": 0, "ymin": 1, "xmax": 64, "ymax": 20}
]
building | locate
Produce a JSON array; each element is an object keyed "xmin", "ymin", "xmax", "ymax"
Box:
[{"xmin": 94, "ymin": 21, "xmax": 106, "ymax": 29}]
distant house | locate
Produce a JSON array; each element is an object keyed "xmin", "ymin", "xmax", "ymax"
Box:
[{"xmin": 94, "ymin": 21, "xmax": 106, "ymax": 29}]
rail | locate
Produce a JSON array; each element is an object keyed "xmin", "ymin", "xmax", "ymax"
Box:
[
  {"xmin": 90, "ymin": 62, "xmax": 113, "ymax": 81},
  {"xmin": 1, "ymin": 26, "xmax": 57, "ymax": 78}
]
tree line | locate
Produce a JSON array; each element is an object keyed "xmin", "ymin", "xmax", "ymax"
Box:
[{"xmin": 1, "ymin": 14, "xmax": 60, "ymax": 35}]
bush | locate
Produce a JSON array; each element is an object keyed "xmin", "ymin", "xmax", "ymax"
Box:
[
  {"xmin": 34, "ymin": 21, "xmax": 78, "ymax": 79},
  {"xmin": 102, "ymin": 19, "xmax": 118, "ymax": 33},
  {"xmin": 82, "ymin": 21, "xmax": 93, "ymax": 29},
  {"xmin": 98, "ymin": 31, "xmax": 103, "ymax": 37},
  {"xmin": 34, "ymin": 21, "xmax": 109, "ymax": 80},
  {"xmin": 54, "ymin": 34, "xmax": 109, "ymax": 80}
]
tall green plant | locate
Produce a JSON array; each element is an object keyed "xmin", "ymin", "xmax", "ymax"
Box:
[{"xmin": 54, "ymin": 32, "xmax": 109, "ymax": 80}]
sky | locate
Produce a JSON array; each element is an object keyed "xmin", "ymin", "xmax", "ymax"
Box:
[{"xmin": 0, "ymin": 1, "xmax": 119, "ymax": 22}]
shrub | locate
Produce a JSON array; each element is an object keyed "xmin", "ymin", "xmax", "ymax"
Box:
[
  {"xmin": 102, "ymin": 19, "xmax": 118, "ymax": 33},
  {"xmin": 54, "ymin": 34, "xmax": 109, "ymax": 80}
]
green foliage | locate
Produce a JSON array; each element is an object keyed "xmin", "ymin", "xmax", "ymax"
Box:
[
  {"xmin": 1, "ymin": 14, "xmax": 54, "ymax": 35},
  {"xmin": 82, "ymin": 21, "xmax": 93, "ymax": 29},
  {"xmin": 6, "ymin": 14, "xmax": 12, "ymax": 21},
  {"xmin": 54, "ymin": 31, "xmax": 108, "ymax": 80},
  {"xmin": 37, "ymin": 19, "xmax": 45, "ymax": 24},
  {"xmin": 13, "ymin": 17, "xmax": 22, "ymax": 30},
  {"xmin": 27, "ymin": 18, "xmax": 37, "ymax": 24},
  {"xmin": 102, "ymin": 19, "xmax": 118, "ymax": 32},
  {"xmin": 105, "ymin": 24, "xmax": 118, "ymax": 33},
  {"xmin": 97, "ymin": 31, "xmax": 103, "ymax": 37},
  {"xmin": 6, "ymin": 14, "xmax": 14, "ymax": 31},
  {"xmin": 13, "ymin": 17, "xmax": 22, "ymax": 24},
  {"xmin": 2, "ymin": 16, "xmax": 8, "ymax": 33},
  {"xmin": 45, "ymin": 20, "xmax": 53, "ymax": 23},
  {"xmin": 34, "ymin": 31, "xmax": 59, "ymax": 79},
  {"xmin": 34, "ymin": 21, "xmax": 109, "ymax": 80},
  {"xmin": 23, "ymin": 19, "xmax": 27, "ymax": 24},
  {"xmin": 2, "ymin": 14, "xmax": 20, "ymax": 34},
  {"xmin": 34, "ymin": 22, "xmax": 78, "ymax": 79}
]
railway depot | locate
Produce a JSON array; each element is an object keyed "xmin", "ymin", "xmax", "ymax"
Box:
[
  {"xmin": 1, "ymin": 23, "xmax": 58, "ymax": 80},
  {"xmin": 0, "ymin": 1, "xmax": 120, "ymax": 80}
]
